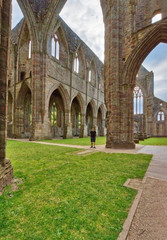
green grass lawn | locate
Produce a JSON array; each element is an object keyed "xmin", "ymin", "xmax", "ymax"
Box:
[
  {"xmin": 140, "ymin": 137, "xmax": 167, "ymax": 146},
  {"xmin": 40, "ymin": 136, "xmax": 106, "ymax": 146},
  {"xmin": 0, "ymin": 140, "xmax": 152, "ymax": 240}
]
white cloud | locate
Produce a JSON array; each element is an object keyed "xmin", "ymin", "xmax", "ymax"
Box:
[
  {"xmin": 11, "ymin": 1, "xmax": 167, "ymax": 102},
  {"xmin": 60, "ymin": 0, "xmax": 104, "ymax": 61},
  {"xmin": 12, "ymin": 0, "xmax": 23, "ymax": 29}
]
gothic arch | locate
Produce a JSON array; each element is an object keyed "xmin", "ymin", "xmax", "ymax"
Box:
[
  {"xmin": 17, "ymin": 82, "xmax": 31, "ymax": 106},
  {"xmin": 49, "ymin": 87, "xmax": 66, "ymax": 138},
  {"xmin": 16, "ymin": 0, "xmax": 38, "ymax": 43},
  {"xmin": 47, "ymin": 83, "xmax": 70, "ymax": 112},
  {"xmin": 47, "ymin": 20, "xmax": 70, "ymax": 66},
  {"xmin": 41, "ymin": 0, "xmax": 67, "ymax": 46},
  {"xmin": 98, "ymin": 103, "xmax": 106, "ymax": 119},
  {"xmin": 87, "ymin": 99, "xmax": 97, "ymax": 118},
  {"xmin": 71, "ymin": 93, "xmax": 85, "ymax": 115},
  {"xmin": 124, "ymin": 20, "xmax": 167, "ymax": 85},
  {"xmin": 73, "ymin": 43, "xmax": 86, "ymax": 79},
  {"xmin": 16, "ymin": 82, "xmax": 32, "ymax": 138}
]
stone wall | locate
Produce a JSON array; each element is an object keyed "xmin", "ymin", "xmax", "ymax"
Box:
[
  {"xmin": 0, "ymin": 0, "xmax": 13, "ymax": 193},
  {"xmin": 8, "ymin": 17, "xmax": 106, "ymax": 140},
  {"xmin": 100, "ymin": 0, "xmax": 167, "ymax": 148},
  {"xmin": 136, "ymin": 66, "xmax": 167, "ymax": 138}
]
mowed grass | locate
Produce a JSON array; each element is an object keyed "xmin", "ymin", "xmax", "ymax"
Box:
[
  {"xmin": 40, "ymin": 136, "xmax": 106, "ymax": 146},
  {"xmin": 140, "ymin": 137, "xmax": 167, "ymax": 146},
  {"xmin": 0, "ymin": 140, "xmax": 152, "ymax": 240}
]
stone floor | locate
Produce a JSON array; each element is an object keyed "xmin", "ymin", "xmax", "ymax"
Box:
[{"xmin": 8, "ymin": 139, "xmax": 167, "ymax": 239}]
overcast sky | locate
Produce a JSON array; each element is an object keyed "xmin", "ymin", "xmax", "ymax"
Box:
[{"xmin": 12, "ymin": 0, "xmax": 167, "ymax": 102}]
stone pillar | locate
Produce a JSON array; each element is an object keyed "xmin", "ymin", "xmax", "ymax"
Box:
[
  {"xmin": 30, "ymin": 51, "xmax": 52, "ymax": 140},
  {"xmin": 101, "ymin": 0, "xmax": 135, "ymax": 149},
  {"xmin": 0, "ymin": 0, "xmax": 13, "ymax": 192},
  {"xmin": 100, "ymin": 119, "xmax": 106, "ymax": 136},
  {"xmin": 93, "ymin": 117, "xmax": 98, "ymax": 134},
  {"xmin": 80, "ymin": 113, "xmax": 87, "ymax": 138},
  {"xmin": 64, "ymin": 110, "xmax": 72, "ymax": 139}
]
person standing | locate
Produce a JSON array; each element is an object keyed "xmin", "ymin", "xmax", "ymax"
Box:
[{"xmin": 90, "ymin": 127, "xmax": 96, "ymax": 148}]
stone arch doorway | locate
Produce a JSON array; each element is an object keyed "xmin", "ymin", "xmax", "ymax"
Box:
[
  {"xmin": 86, "ymin": 103, "xmax": 93, "ymax": 135},
  {"xmin": 49, "ymin": 89, "xmax": 65, "ymax": 138},
  {"xmin": 97, "ymin": 107, "xmax": 103, "ymax": 136},
  {"xmin": 16, "ymin": 83, "xmax": 32, "ymax": 138},
  {"xmin": 71, "ymin": 97, "xmax": 81, "ymax": 137}
]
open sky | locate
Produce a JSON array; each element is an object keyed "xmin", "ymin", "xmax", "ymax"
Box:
[{"xmin": 12, "ymin": 0, "xmax": 167, "ymax": 102}]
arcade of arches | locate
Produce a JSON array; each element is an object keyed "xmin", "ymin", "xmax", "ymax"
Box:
[{"xmin": 1, "ymin": 0, "xmax": 167, "ymax": 191}]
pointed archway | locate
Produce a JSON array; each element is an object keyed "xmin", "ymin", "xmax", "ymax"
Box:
[{"xmin": 49, "ymin": 89, "xmax": 65, "ymax": 138}]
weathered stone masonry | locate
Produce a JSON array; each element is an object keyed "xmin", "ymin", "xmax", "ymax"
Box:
[
  {"xmin": 100, "ymin": 0, "xmax": 167, "ymax": 148},
  {"xmin": 1, "ymin": 0, "xmax": 167, "ymax": 192},
  {"xmin": 9, "ymin": 16, "xmax": 106, "ymax": 140},
  {"xmin": 0, "ymin": 0, "xmax": 13, "ymax": 192}
]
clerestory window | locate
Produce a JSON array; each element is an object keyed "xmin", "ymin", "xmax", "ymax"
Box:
[
  {"xmin": 51, "ymin": 34, "xmax": 60, "ymax": 60},
  {"xmin": 88, "ymin": 70, "xmax": 92, "ymax": 82},
  {"xmin": 74, "ymin": 52, "xmax": 79, "ymax": 73}
]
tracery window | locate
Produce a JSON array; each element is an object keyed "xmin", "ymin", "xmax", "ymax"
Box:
[
  {"xmin": 51, "ymin": 34, "xmax": 60, "ymax": 60},
  {"xmin": 28, "ymin": 41, "xmax": 32, "ymax": 59},
  {"xmin": 133, "ymin": 86, "xmax": 143, "ymax": 114},
  {"xmin": 152, "ymin": 13, "xmax": 162, "ymax": 24},
  {"xmin": 157, "ymin": 111, "xmax": 165, "ymax": 121},
  {"xmin": 74, "ymin": 52, "xmax": 79, "ymax": 73}
]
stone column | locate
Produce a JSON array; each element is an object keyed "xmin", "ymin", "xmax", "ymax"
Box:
[
  {"xmin": 101, "ymin": 0, "xmax": 135, "ymax": 149},
  {"xmin": 0, "ymin": 0, "xmax": 13, "ymax": 192},
  {"xmin": 64, "ymin": 110, "xmax": 72, "ymax": 139},
  {"xmin": 80, "ymin": 113, "xmax": 87, "ymax": 138},
  {"xmin": 30, "ymin": 50, "xmax": 52, "ymax": 140},
  {"xmin": 101, "ymin": 119, "xmax": 107, "ymax": 136}
]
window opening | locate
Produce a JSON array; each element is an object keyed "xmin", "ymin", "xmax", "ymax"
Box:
[
  {"xmin": 74, "ymin": 52, "xmax": 79, "ymax": 73},
  {"xmin": 152, "ymin": 13, "xmax": 162, "ymax": 24},
  {"xmin": 157, "ymin": 111, "xmax": 165, "ymax": 121},
  {"xmin": 133, "ymin": 86, "xmax": 143, "ymax": 114},
  {"xmin": 88, "ymin": 70, "xmax": 92, "ymax": 82},
  {"xmin": 28, "ymin": 41, "xmax": 32, "ymax": 59},
  {"xmin": 51, "ymin": 34, "xmax": 60, "ymax": 60}
]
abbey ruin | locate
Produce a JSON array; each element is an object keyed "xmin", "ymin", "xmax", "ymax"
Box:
[{"xmin": 1, "ymin": 0, "xmax": 167, "ymax": 191}]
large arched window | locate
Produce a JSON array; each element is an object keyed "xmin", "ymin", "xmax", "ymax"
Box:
[
  {"xmin": 157, "ymin": 111, "xmax": 165, "ymax": 121},
  {"xmin": 74, "ymin": 52, "xmax": 79, "ymax": 73},
  {"xmin": 133, "ymin": 86, "xmax": 143, "ymax": 114},
  {"xmin": 51, "ymin": 34, "xmax": 60, "ymax": 60},
  {"xmin": 152, "ymin": 13, "xmax": 162, "ymax": 24}
]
